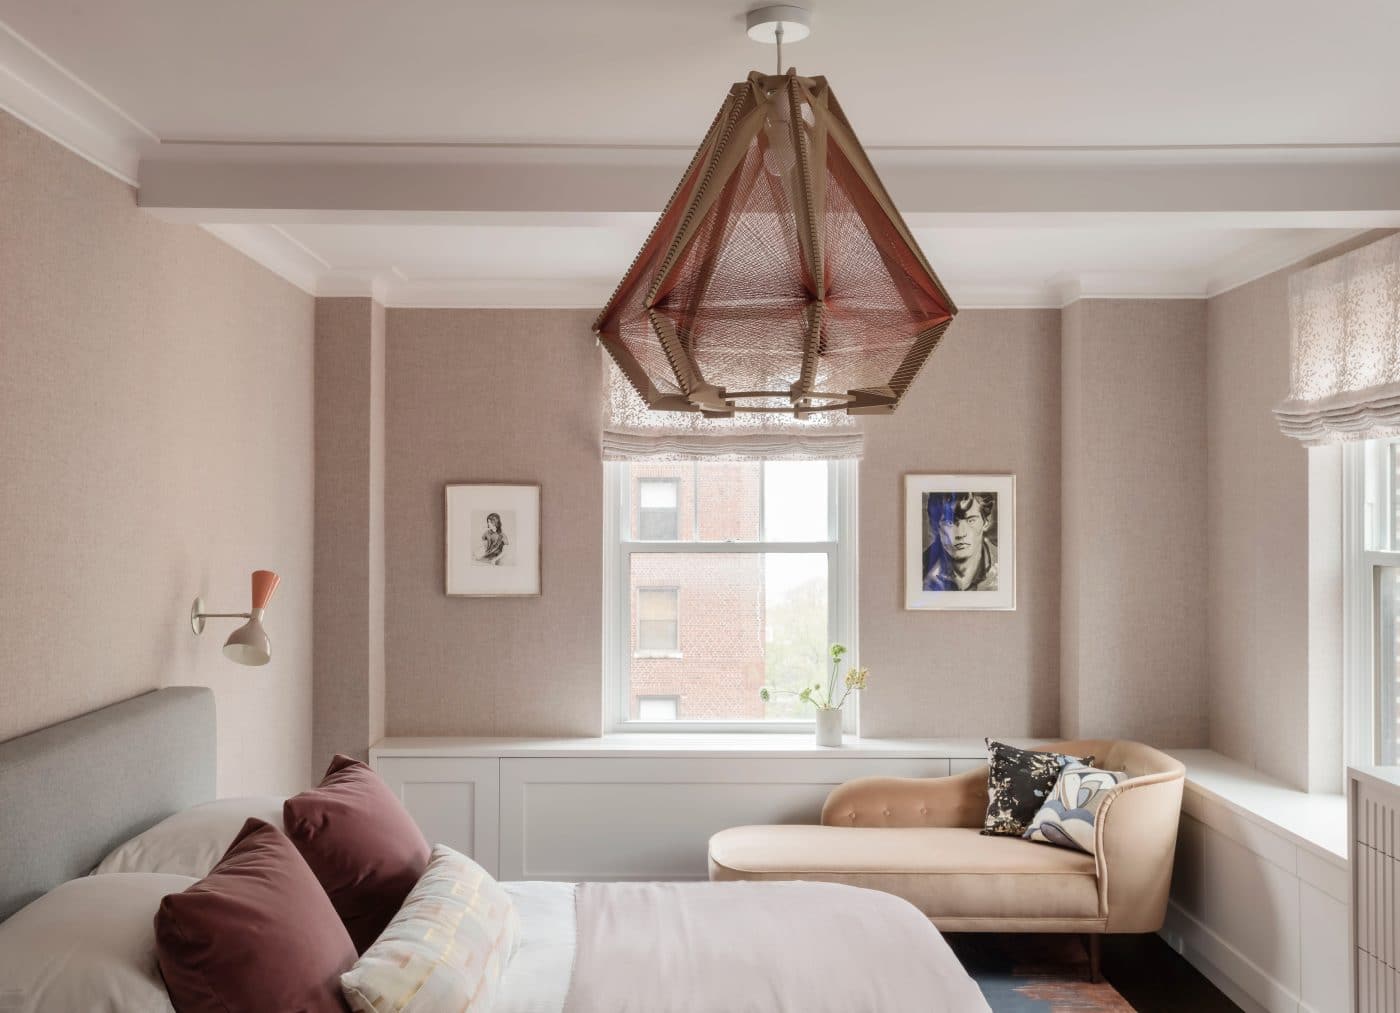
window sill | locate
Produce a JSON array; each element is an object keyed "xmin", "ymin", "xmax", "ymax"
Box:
[
  {"xmin": 1173, "ymin": 749, "xmax": 1346, "ymax": 868},
  {"xmin": 632, "ymin": 650, "xmax": 683, "ymax": 660},
  {"xmin": 371, "ymin": 733, "xmax": 1024, "ymax": 761}
]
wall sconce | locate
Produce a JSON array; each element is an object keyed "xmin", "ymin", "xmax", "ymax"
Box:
[{"xmin": 190, "ymin": 570, "xmax": 280, "ymax": 666}]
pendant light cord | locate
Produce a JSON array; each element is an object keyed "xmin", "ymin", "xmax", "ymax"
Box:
[{"xmin": 775, "ymin": 21, "xmax": 784, "ymax": 75}]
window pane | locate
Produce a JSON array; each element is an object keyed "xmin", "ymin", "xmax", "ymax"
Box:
[
  {"xmin": 1380, "ymin": 567, "xmax": 1400, "ymax": 764},
  {"xmin": 763, "ymin": 461, "xmax": 829, "ymax": 541},
  {"xmin": 626, "ymin": 462, "xmax": 831, "ymax": 542},
  {"xmin": 638, "ymin": 508, "xmax": 678, "ymax": 540},
  {"xmin": 628, "ymin": 552, "xmax": 828, "ymax": 720},
  {"xmin": 638, "ymin": 480, "xmax": 678, "ymax": 509},
  {"xmin": 1364, "ymin": 438, "xmax": 1400, "ymax": 550},
  {"xmin": 637, "ymin": 696, "xmax": 679, "ymax": 721}
]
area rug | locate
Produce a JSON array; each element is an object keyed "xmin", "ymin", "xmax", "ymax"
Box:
[{"xmin": 947, "ymin": 934, "xmax": 1134, "ymax": 1012}]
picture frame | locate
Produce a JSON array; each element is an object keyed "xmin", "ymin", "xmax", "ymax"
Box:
[
  {"xmin": 445, "ymin": 483, "xmax": 541, "ymax": 597},
  {"xmin": 904, "ymin": 473, "xmax": 1015, "ymax": 611}
]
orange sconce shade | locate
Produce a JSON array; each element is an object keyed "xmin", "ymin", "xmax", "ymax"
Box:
[{"xmin": 251, "ymin": 570, "xmax": 280, "ymax": 611}]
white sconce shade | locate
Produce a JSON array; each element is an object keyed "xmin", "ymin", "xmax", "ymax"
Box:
[{"xmin": 190, "ymin": 570, "xmax": 280, "ymax": 667}]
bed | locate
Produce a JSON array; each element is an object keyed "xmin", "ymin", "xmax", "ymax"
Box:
[{"xmin": 0, "ymin": 688, "xmax": 989, "ymax": 1012}]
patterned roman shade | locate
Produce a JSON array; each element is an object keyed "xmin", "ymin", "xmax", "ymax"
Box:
[
  {"xmin": 601, "ymin": 361, "xmax": 863, "ymax": 461},
  {"xmin": 1275, "ymin": 233, "xmax": 1400, "ymax": 445}
]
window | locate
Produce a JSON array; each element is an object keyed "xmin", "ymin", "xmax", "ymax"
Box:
[
  {"xmin": 636, "ymin": 587, "xmax": 680, "ymax": 654},
  {"xmin": 1347, "ymin": 439, "xmax": 1400, "ymax": 764},
  {"xmin": 604, "ymin": 459, "xmax": 857, "ymax": 730},
  {"xmin": 637, "ymin": 478, "xmax": 680, "ymax": 540},
  {"xmin": 637, "ymin": 696, "xmax": 680, "ymax": 721}
]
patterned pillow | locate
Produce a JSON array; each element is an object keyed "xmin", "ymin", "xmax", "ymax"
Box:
[
  {"xmin": 340, "ymin": 844, "xmax": 520, "ymax": 1013},
  {"xmin": 981, "ymin": 740, "xmax": 1095, "ymax": 837},
  {"xmin": 1024, "ymin": 761, "xmax": 1128, "ymax": 854}
]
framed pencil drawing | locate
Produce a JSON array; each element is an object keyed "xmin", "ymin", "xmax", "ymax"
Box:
[
  {"xmin": 904, "ymin": 474, "xmax": 1015, "ymax": 611},
  {"xmin": 445, "ymin": 483, "xmax": 541, "ymax": 597}
]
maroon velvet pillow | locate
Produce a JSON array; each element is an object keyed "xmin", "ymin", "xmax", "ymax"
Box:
[
  {"xmin": 283, "ymin": 754, "xmax": 431, "ymax": 953},
  {"xmin": 154, "ymin": 818, "xmax": 355, "ymax": 1013}
]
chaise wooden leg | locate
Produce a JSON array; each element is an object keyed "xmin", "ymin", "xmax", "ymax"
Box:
[{"xmin": 1086, "ymin": 934, "xmax": 1103, "ymax": 983}]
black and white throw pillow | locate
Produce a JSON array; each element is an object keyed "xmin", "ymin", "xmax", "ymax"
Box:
[{"xmin": 981, "ymin": 739, "xmax": 1095, "ymax": 837}]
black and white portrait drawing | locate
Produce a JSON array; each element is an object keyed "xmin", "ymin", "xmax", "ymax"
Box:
[
  {"xmin": 905, "ymin": 475, "xmax": 1015, "ymax": 611},
  {"xmin": 446, "ymin": 484, "xmax": 540, "ymax": 596},
  {"xmin": 472, "ymin": 510, "xmax": 514, "ymax": 567}
]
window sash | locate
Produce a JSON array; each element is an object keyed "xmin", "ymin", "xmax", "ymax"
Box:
[
  {"xmin": 602, "ymin": 460, "xmax": 858, "ymax": 733},
  {"xmin": 1344, "ymin": 438, "xmax": 1400, "ymax": 767}
]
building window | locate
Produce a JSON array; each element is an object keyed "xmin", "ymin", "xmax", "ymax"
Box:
[
  {"xmin": 605, "ymin": 459, "xmax": 857, "ymax": 730},
  {"xmin": 636, "ymin": 587, "xmax": 680, "ymax": 654},
  {"xmin": 637, "ymin": 696, "xmax": 680, "ymax": 721},
  {"xmin": 637, "ymin": 478, "xmax": 680, "ymax": 540},
  {"xmin": 1349, "ymin": 439, "xmax": 1400, "ymax": 765}
]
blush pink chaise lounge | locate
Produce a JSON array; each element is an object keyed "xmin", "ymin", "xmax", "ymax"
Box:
[{"xmin": 707, "ymin": 739, "xmax": 1185, "ymax": 981}]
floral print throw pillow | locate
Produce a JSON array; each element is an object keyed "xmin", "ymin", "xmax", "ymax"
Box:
[
  {"xmin": 1023, "ymin": 761, "xmax": 1128, "ymax": 854},
  {"xmin": 980, "ymin": 740, "xmax": 1094, "ymax": 837}
]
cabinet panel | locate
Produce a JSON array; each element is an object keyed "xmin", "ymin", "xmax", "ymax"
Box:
[
  {"xmin": 498, "ymin": 756, "xmax": 949, "ymax": 881},
  {"xmin": 373, "ymin": 757, "xmax": 499, "ymax": 875}
]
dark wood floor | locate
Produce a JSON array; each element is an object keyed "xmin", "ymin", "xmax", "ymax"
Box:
[
  {"xmin": 1102, "ymin": 934, "xmax": 1242, "ymax": 1013},
  {"xmin": 945, "ymin": 932, "xmax": 1242, "ymax": 1012}
]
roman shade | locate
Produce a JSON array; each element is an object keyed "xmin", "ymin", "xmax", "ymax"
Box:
[
  {"xmin": 602, "ymin": 362, "xmax": 863, "ymax": 461},
  {"xmin": 1275, "ymin": 233, "xmax": 1400, "ymax": 445}
]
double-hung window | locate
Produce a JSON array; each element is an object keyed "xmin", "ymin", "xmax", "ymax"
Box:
[
  {"xmin": 604, "ymin": 459, "xmax": 857, "ymax": 731},
  {"xmin": 1347, "ymin": 438, "xmax": 1400, "ymax": 764}
]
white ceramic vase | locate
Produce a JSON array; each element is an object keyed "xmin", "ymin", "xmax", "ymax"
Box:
[{"xmin": 815, "ymin": 707, "xmax": 843, "ymax": 747}]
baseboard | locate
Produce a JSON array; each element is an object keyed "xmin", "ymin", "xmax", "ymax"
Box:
[{"xmin": 1160, "ymin": 902, "xmax": 1306, "ymax": 1013}]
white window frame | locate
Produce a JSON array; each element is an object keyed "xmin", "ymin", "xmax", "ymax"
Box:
[
  {"xmin": 603, "ymin": 458, "xmax": 859, "ymax": 733},
  {"xmin": 1343, "ymin": 439, "xmax": 1400, "ymax": 767}
]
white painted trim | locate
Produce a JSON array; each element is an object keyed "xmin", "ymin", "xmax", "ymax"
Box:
[
  {"xmin": 1160, "ymin": 903, "xmax": 1298, "ymax": 1013},
  {"xmin": 1343, "ymin": 442, "xmax": 1373, "ymax": 771},
  {"xmin": 189, "ymin": 223, "xmax": 1373, "ymax": 309},
  {"xmin": 199, "ymin": 224, "xmax": 323, "ymax": 295},
  {"xmin": 601, "ymin": 461, "xmax": 857, "ymax": 734},
  {"xmin": 0, "ymin": 16, "xmax": 155, "ymax": 185},
  {"xmin": 1205, "ymin": 228, "xmax": 1369, "ymax": 298}
]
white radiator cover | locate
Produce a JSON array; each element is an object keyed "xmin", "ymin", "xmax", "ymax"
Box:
[{"xmin": 1353, "ymin": 767, "xmax": 1400, "ymax": 1012}]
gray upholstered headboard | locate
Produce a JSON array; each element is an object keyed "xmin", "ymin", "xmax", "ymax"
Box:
[{"xmin": 0, "ymin": 687, "xmax": 215, "ymax": 920}]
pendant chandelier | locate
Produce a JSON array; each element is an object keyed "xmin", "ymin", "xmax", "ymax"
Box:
[{"xmin": 594, "ymin": 5, "xmax": 957, "ymax": 418}]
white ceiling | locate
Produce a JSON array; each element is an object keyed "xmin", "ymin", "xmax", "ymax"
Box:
[
  {"xmin": 3, "ymin": 0, "xmax": 1399, "ymax": 147},
  {"xmin": 0, "ymin": 2, "xmax": 1394, "ymax": 303}
]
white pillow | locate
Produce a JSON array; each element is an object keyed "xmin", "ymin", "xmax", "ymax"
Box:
[
  {"xmin": 92, "ymin": 796, "xmax": 286, "ymax": 878},
  {"xmin": 0, "ymin": 873, "xmax": 192, "ymax": 1012},
  {"xmin": 341, "ymin": 845, "xmax": 520, "ymax": 1012}
]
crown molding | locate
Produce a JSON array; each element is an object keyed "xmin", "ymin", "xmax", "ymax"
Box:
[
  {"xmin": 200, "ymin": 224, "xmax": 324, "ymax": 295},
  {"xmin": 0, "ymin": 18, "xmax": 156, "ymax": 185},
  {"xmin": 1204, "ymin": 227, "xmax": 1368, "ymax": 297}
]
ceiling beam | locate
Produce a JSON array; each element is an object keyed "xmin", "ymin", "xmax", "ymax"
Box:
[{"xmin": 139, "ymin": 142, "xmax": 1400, "ymax": 227}]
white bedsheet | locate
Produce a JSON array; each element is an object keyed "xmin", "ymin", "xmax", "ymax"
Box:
[
  {"xmin": 497, "ymin": 880, "xmax": 989, "ymax": 1013},
  {"xmin": 497, "ymin": 881, "xmax": 578, "ymax": 1013}
]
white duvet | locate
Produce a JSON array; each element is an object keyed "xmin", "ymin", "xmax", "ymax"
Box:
[{"xmin": 500, "ymin": 880, "xmax": 989, "ymax": 1013}]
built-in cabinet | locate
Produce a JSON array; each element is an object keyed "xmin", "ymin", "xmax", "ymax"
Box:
[
  {"xmin": 1162, "ymin": 750, "xmax": 1349, "ymax": 1013},
  {"xmin": 371, "ymin": 736, "xmax": 989, "ymax": 879},
  {"xmin": 373, "ymin": 738, "xmax": 1353, "ymax": 1013}
]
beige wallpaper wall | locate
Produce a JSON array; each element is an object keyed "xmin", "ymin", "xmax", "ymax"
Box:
[
  {"xmin": 0, "ymin": 111, "xmax": 316, "ymax": 795},
  {"xmin": 1061, "ymin": 299, "xmax": 1209, "ymax": 746},
  {"xmin": 858, "ymin": 310, "xmax": 1062, "ymax": 738},
  {"xmin": 313, "ymin": 298, "xmax": 386, "ymax": 771},
  {"xmin": 381, "ymin": 308, "xmax": 1069, "ymax": 739},
  {"xmin": 384, "ymin": 309, "xmax": 603, "ymax": 736},
  {"xmin": 1203, "ymin": 239, "xmax": 1382, "ymax": 791}
]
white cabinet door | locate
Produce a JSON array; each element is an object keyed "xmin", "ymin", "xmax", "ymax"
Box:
[
  {"xmin": 373, "ymin": 757, "xmax": 500, "ymax": 876},
  {"xmin": 498, "ymin": 756, "xmax": 950, "ymax": 881}
]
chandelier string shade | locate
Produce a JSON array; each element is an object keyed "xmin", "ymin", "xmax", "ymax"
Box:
[{"xmin": 594, "ymin": 68, "xmax": 958, "ymax": 418}]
